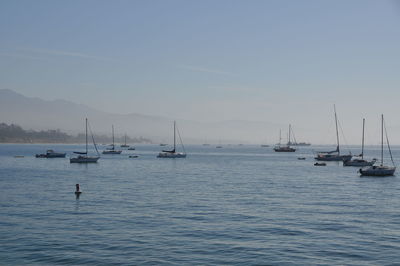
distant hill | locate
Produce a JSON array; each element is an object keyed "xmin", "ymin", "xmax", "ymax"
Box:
[
  {"xmin": 0, "ymin": 89, "xmax": 283, "ymax": 144},
  {"xmin": 0, "ymin": 122, "xmax": 151, "ymax": 144}
]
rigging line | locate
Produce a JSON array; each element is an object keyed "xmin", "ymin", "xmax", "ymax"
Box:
[
  {"xmin": 176, "ymin": 123, "xmax": 186, "ymax": 154},
  {"xmin": 383, "ymin": 118, "xmax": 395, "ymax": 166},
  {"xmin": 88, "ymin": 121, "xmax": 100, "ymax": 156},
  {"xmin": 337, "ymin": 119, "xmax": 351, "ymax": 154},
  {"xmin": 290, "ymin": 126, "xmax": 298, "ymax": 145}
]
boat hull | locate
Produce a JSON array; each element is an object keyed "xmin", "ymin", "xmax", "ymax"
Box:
[
  {"xmin": 343, "ymin": 159, "xmax": 376, "ymax": 167},
  {"xmin": 70, "ymin": 156, "xmax": 100, "ymax": 163},
  {"xmin": 359, "ymin": 166, "xmax": 396, "ymax": 176},
  {"xmin": 157, "ymin": 152, "xmax": 186, "ymax": 158},
  {"xmin": 102, "ymin": 150, "xmax": 122, "ymax": 154},
  {"xmin": 36, "ymin": 151, "xmax": 66, "ymax": 158},
  {"xmin": 315, "ymin": 154, "xmax": 352, "ymax": 161},
  {"xmin": 274, "ymin": 147, "xmax": 296, "ymax": 152}
]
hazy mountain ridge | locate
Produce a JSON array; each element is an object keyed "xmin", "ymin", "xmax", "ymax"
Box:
[
  {"xmin": 0, "ymin": 122, "xmax": 151, "ymax": 144},
  {"xmin": 0, "ymin": 89, "xmax": 291, "ymax": 144}
]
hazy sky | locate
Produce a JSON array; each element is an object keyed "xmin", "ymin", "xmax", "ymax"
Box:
[{"xmin": 1, "ymin": 0, "xmax": 400, "ymax": 144}]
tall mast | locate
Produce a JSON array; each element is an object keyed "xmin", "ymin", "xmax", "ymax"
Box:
[
  {"xmin": 288, "ymin": 124, "xmax": 291, "ymax": 146},
  {"xmin": 381, "ymin": 114, "xmax": 384, "ymax": 166},
  {"xmin": 361, "ymin": 118, "xmax": 365, "ymax": 159},
  {"xmin": 279, "ymin": 129, "xmax": 282, "ymax": 145},
  {"xmin": 125, "ymin": 133, "xmax": 127, "ymax": 145},
  {"xmin": 112, "ymin": 125, "xmax": 115, "ymax": 149},
  {"xmin": 173, "ymin": 121, "xmax": 176, "ymax": 150},
  {"xmin": 85, "ymin": 118, "xmax": 88, "ymax": 155},
  {"xmin": 334, "ymin": 104, "xmax": 340, "ymax": 154}
]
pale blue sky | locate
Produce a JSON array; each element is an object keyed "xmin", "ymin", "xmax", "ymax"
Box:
[{"xmin": 1, "ymin": 0, "xmax": 400, "ymax": 143}]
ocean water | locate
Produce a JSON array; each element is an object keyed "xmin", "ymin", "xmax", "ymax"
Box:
[{"xmin": 1, "ymin": 144, "xmax": 400, "ymax": 265}]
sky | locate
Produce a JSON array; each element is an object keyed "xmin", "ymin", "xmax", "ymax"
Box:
[{"xmin": 1, "ymin": 0, "xmax": 400, "ymax": 144}]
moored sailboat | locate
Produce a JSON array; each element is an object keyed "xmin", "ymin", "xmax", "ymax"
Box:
[
  {"xmin": 120, "ymin": 134, "xmax": 130, "ymax": 148},
  {"xmin": 70, "ymin": 118, "xmax": 100, "ymax": 163},
  {"xmin": 102, "ymin": 125, "xmax": 122, "ymax": 154},
  {"xmin": 343, "ymin": 118, "xmax": 376, "ymax": 166},
  {"xmin": 315, "ymin": 105, "xmax": 352, "ymax": 161},
  {"xmin": 274, "ymin": 125, "xmax": 296, "ymax": 152},
  {"xmin": 157, "ymin": 121, "xmax": 186, "ymax": 158},
  {"xmin": 359, "ymin": 115, "xmax": 395, "ymax": 176}
]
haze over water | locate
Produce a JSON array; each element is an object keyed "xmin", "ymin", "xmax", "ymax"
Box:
[
  {"xmin": 1, "ymin": 144, "xmax": 400, "ymax": 265},
  {"xmin": 1, "ymin": 1, "xmax": 400, "ymax": 264}
]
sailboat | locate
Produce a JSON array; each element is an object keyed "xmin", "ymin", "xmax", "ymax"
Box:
[
  {"xmin": 359, "ymin": 115, "xmax": 396, "ymax": 176},
  {"xmin": 343, "ymin": 118, "xmax": 376, "ymax": 166},
  {"xmin": 157, "ymin": 121, "xmax": 186, "ymax": 158},
  {"xmin": 274, "ymin": 125, "xmax": 296, "ymax": 152},
  {"xmin": 120, "ymin": 134, "xmax": 130, "ymax": 148},
  {"xmin": 102, "ymin": 125, "xmax": 122, "ymax": 154},
  {"xmin": 216, "ymin": 139, "xmax": 223, "ymax": 148},
  {"xmin": 70, "ymin": 118, "xmax": 100, "ymax": 163},
  {"xmin": 314, "ymin": 105, "xmax": 352, "ymax": 161}
]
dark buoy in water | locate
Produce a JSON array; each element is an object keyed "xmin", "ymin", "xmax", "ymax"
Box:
[{"xmin": 75, "ymin": 184, "xmax": 82, "ymax": 199}]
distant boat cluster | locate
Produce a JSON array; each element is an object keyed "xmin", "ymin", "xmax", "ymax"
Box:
[{"xmin": 30, "ymin": 105, "xmax": 396, "ymax": 177}]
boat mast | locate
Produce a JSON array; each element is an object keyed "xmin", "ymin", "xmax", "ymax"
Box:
[
  {"xmin": 112, "ymin": 125, "xmax": 115, "ymax": 150},
  {"xmin": 85, "ymin": 118, "xmax": 88, "ymax": 155},
  {"xmin": 174, "ymin": 121, "xmax": 176, "ymax": 151},
  {"xmin": 361, "ymin": 118, "xmax": 365, "ymax": 159},
  {"xmin": 334, "ymin": 105, "xmax": 340, "ymax": 154},
  {"xmin": 279, "ymin": 129, "xmax": 282, "ymax": 145},
  {"xmin": 288, "ymin": 124, "xmax": 291, "ymax": 146},
  {"xmin": 381, "ymin": 114, "xmax": 383, "ymax": 166}
]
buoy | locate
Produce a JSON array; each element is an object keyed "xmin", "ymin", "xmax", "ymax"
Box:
[{"xmin": 75, "ymin": 184, "xmax": 82, "ymax": 198}]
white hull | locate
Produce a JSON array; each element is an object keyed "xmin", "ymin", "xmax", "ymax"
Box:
[
  {"xmin": 70, "ymin": 156, "xmax": 100, "ymax": 163},
  {"xmin": 315, "ymin": 154, "xmax": 352, "ymax": 161},
  {"xmin": 359, "ymin": 166, "xmax": 396, "ymax": 176},
  {"xmin": 157, "ymin": 152, "xmax": 186, "ymax": 158},
  {"xmin": 343, "ymin": 159, "xmax": 376, "ymax": 167}
]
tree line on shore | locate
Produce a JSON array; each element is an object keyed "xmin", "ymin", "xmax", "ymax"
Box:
[{"xmin": 0, "ymin": 123, "xmax": 151, "ymax": 144}]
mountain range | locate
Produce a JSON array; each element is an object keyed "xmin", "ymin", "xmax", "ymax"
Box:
[{"xmin": 0, "ymin": 89, "xmax": 284, "ymax": 144}]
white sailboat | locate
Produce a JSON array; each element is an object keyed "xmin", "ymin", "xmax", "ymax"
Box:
[
  {"xmin": 343, "ymin": 118, "xmax": 376, "ymax": 166},
  {"xmin": 70, "ymin": 118, "xmax": 100, "ymax": 163},
  {"xmin": 120, "ymin": 133, "xmax": 130, "ymax": 148},
  {"xmin": 102, "ymin": 125, "xmax": 122, "ymax": 154},
  {"xmin": 274, "ymin": 125, "xmax": 296, "ymax": 152},
  {"xmin": 359, "ymin": 115, "xmax": 396, "ymax": 176},
  {"xmin": 157, "ymin": 121, "xmax": 186, "ymax": 158},
  {"xmin": 315, "ymin": 105, "xmax": 352, "ymax": 161}
]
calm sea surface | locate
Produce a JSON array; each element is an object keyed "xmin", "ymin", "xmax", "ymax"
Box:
[{"xmin": 1, "ymin": 144, "xmax": 400, "ymax": 265}]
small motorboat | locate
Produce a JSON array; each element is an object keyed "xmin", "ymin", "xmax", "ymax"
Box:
[
  {"xmin": 314, "ymin": 162, "xmax": 326, "ymax": 166},
  {"xmin": 36, "ymin": 150, "xmax": 66, "ymax": 158},
  {"xmin": 297, "ymin": 157, "xmax": 306, "ymax": 160},
  {"xmin": 129, "ymin": 155, "xmax": 139, "ymax": 158}
]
